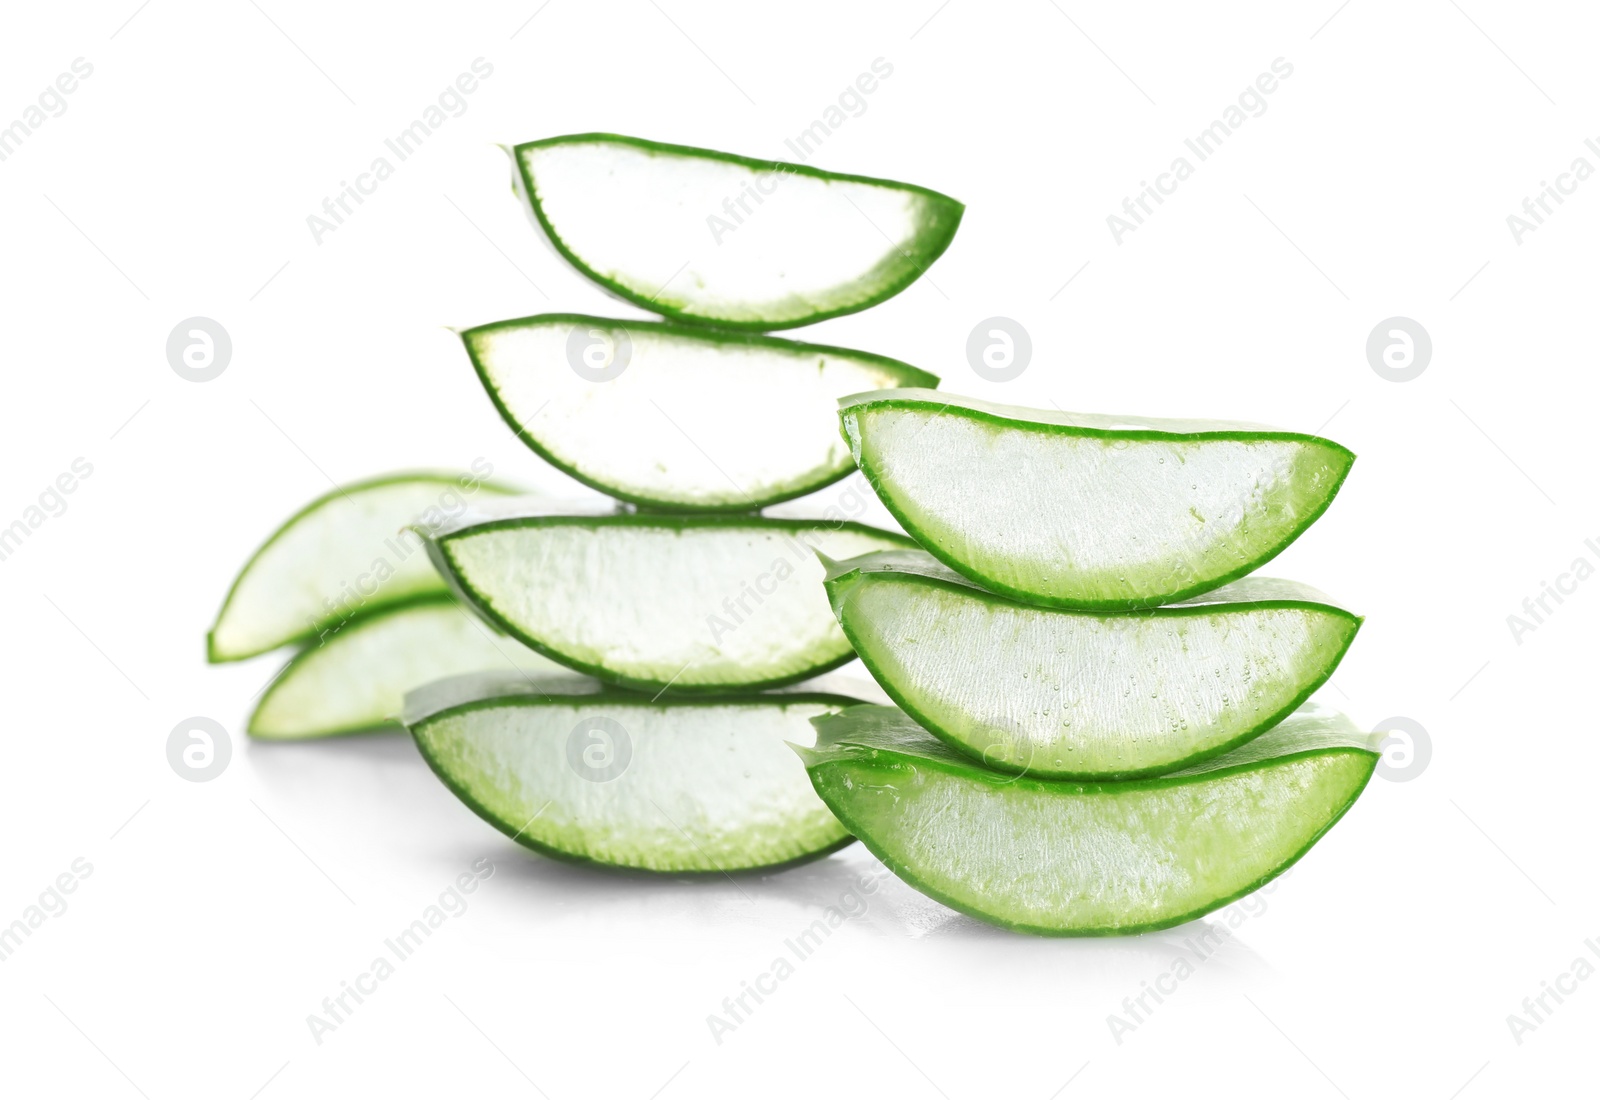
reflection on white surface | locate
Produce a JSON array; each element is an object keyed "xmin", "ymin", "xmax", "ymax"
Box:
[{"xmin": 246, "ymin": 727, "xmax": 1276, "ymax": 994}]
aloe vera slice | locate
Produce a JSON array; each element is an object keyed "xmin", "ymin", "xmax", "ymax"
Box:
[
  {"xmin": 797, "ymin": 703, "xmax": 1378, "ymax": 935},
  {"xmin": 404, "ymin": 672, "xmax": 864, "ymax": 871},
  {"xmin": 420, "ymin": 502, "xmax": 912, "ymax": 693},
  {"xmin": 461, "ymin": 314, "xmax": 937, "ymax": 511},
  {"xmin": 208, "ymin": 472, "xmax": 518, "ymax": 662},
  {"xmin": 511, "ymin": 133, "xmax": 964, "ymax": 331},
  {"xmin": 248, "ymin": 597, "xmax": 565, "ymax": 740},
  {"xmin": 840, "ymin": 390, "xmax": 1354, "ymax": 609},
  {"xmin": 825, "ymin": 550, "xmax": 1361, "ymax": 778}
]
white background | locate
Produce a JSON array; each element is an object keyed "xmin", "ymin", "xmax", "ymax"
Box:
[{"xmin": 0, "ymin": 1, "xmax": 1592, "ymax": 1096}]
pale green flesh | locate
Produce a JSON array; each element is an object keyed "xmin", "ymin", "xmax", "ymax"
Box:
[
  {"xmin": 801, "ymin": 704, "xmax": 1377, "ymax": 934},
  {"xmin": 841, "ymin": 390, "xmax": 1353, "ymax": 609},
  {"xmin": 249, "ymin": 600, "xmax": 565, "ymax": 740},
  {"xmin": 828, "ymin": 551, "xmax": 1359, "ymax": 777},
  {"xmin": 463, "ymin": 317, "xmax": 933, "ymax": 509},
  {"xmin": 518, "ymin": 137, "xmax": 961, "ymax": 329},
  {"xmin": 408, "ymin": 675, "xmax": 854, "ymax": 871},
  {"xmin": 208, "ymin": 473, "xmax": 518, "ymax": 662},
  {"xmin": 434, "ymin": 515, "xmax": 910, "ymax": 690}
]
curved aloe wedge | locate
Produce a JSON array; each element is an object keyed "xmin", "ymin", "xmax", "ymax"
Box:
[
  {"xmin": 419, "ymin": 501, "xmax": 912, "ymax": 693},
  {"xmin": 797, "ymin": 703, "xmax": 1378, "ymax": 935},
  {"xmin": 511, "ymin": 133, "xmax": 964, "ymax": 331},
  {"xmin": 825, "ymin": 550, "xmax": 1361, "ymax": 778},
  {"xmin": 840, "ymin": 390, "xmax": 1354, "ymax": 609},
  {"xmin": 208, "ymin": 471, "xmax": 518, "ymax": 662},
  {"xmin": 462, "ymin": 314, "xmax": 937, "ymax": 511},
  {"xmin": 404, "ymin": 672, "xmax": 865, "ymax": 872},
  {"xmin": 249, "ymin": 596, "xmax": 565, "ymax": 740}
]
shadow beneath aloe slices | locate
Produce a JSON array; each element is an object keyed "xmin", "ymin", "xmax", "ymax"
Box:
[
  {"xmin": 246, "ymin": 728, "xmax": 481, "ymax": 837},
  {"xmin": 246, "ymin": 734, "xmax": 1268, "ymax": 977},
  {"xmin": 246, "ymin": 727, "xmax": 422, "ymax": 779},
  {"xmin": 761, "ymin": 852, "xmax": 1268, "ymax": 965},
  {"xmin": 489, "ymin": 843, "xmax": 1267, "ymax": 975}
]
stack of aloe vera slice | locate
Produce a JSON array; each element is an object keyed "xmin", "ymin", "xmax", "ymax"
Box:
[
  {"xmin": 206, "ymin": 133, "xmax": 1381, "ymax": 934},
  {"xmin": 401, "ymin": 136, "xmax": 960, "ymax": 872},
  {"xmin": 206, "ymin": 471, "xmax": 572, "ymax": 738},
  {"xmin": 796, "ymin": 390, "xmax": 1379, "ymax": 933},
  {"xmin": 207, "ymin": 134, "xmax": 963, "ymax": 874}
]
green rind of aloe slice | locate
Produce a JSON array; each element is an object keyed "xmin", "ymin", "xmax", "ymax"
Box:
[
  {"xmin": 404, "ymin": 672, "xmax": 866, "ymax": 873},
  {"xmin": 824, "ymin": 549, "xmax": 1362, "ymax": 779},
  {"xmin": 839, "ymin": 390, "xmax": 1355, "ymax": 610},
  {"xmin": 796, "ymin": 703, "xmax": 1378, "ymax": 935},
  {"xmin": 460, "ymin": 313, "xmax": 937, "ymax": 511},
  {"xmin": 511, "ymin": 133, "xmax": 964, "ymax": 331},
  {"xmin": 207, "ymin": 471, "xmax": 520, "ymax": 663},
  {"xmin": 248, "ymin": 595, "xmax": 564, "ymax": 740},
  {"xmin": 418, "ymin": 504, "xmax": 914, "ymax": 693}
]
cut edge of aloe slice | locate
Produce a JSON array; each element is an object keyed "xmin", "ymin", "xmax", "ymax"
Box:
[
  {"xmin": 822, "ymin": 549, "xmax": 1363, "ymax": 779},
  {"xmin": 207, "ymin": 471, "xmax": 519, "ymax": 663},
  {"xmin": 415, "ymin": 502, "xmax": 916, "ymax": 694},
  {"xmin": 795, "ymin": 703, "xmax": 1379, "ymax": 935},
  {"xmin": 405, "ymin": 671, "xmax": 869, "ymax": 873},
  {"xmin": 510, "ymin": 132, "xmax": 965, "ymax": 332},
  {"xmin": 247, "ymin": 595, "xmax": 562, "ymax": 741},
  {"xmin": 414, "ymin": 495, "xmax": 621, "ymax": 541},
  {"xmin": 837, "ymin": 389, "xmax": 1356, "ymax": 610},
  {"xmin": 459, "ymin": 313, "xmax": 938, "ymax": 512}
]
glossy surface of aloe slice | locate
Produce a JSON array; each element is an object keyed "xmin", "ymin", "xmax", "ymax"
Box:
[
  {"xmin": 826, "ymin": 550, "xmax": 1361, "ymax": 777},
  {"xmin": 249, "ymin": 597, "xmax": 564, "ymax": 740},
  {"xmin": 512, "ymin": 133, "xmax": 963, "ymax": 330},
  {"xmin": 462, "ymin": 314, "xmax": 936, "ymax": 510},
  {"xmin": 840, "ymin": 390, "xmax": 1354, "ymax": 609},
  {"xmin": 421, "ymin": 502, "xmax": 913, "ymax": 692},
  {"xmin": 405, "ymin": 672, "xmax": 864, "ymax": 871},
  {"xmin": 798, "ymin": 703, "xmax": 1377, "ymax": 935},
  {"xmin": 208, "ymin": 471, "xmax": 517, "ymax": 662}
]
